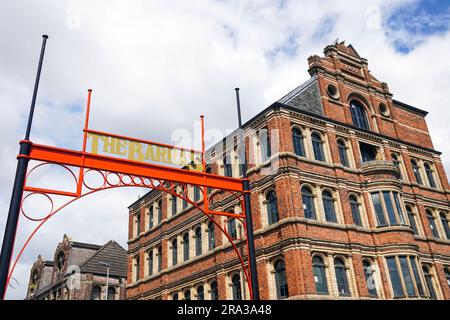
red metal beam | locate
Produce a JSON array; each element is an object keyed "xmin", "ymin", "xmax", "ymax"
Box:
[{"xmin": 27, "ymin": 143, "xmax": 243, "ymax": 192}]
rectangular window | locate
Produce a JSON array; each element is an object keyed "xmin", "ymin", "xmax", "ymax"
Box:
[
  {"xmin": 360, "ymin": 143, "xmax": 378, "ymax": 162},
  {"xmin": 386, "ymin": 257, "xmax": 404, "ymax": 297},
  {"xmin": 393, "ymin": 193, "xmax": 406, "ymax": 225},
  {"xmin": 399, "ymin": 256, "xmax": 416, "ymax": 297},
  {"xmin": 371, "ymin": 193, "xmax": 387, "ymax": 226},
  {"xmin": 383, "ymin": 191, "xmax": 398, "ymax": 225},
  {"xmin": 409, "ymin": 257, "xmax": 424, "ymax": 296}
]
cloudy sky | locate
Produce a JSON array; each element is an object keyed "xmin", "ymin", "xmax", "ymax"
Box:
[{"xmin": 1, "ymin": 0, "xmax": 449, "ymax": 299}]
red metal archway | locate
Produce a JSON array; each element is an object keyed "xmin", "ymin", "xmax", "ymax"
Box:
[{"xmin": 3, "ymin": 89, "xmax": 255, "ymax": 300}]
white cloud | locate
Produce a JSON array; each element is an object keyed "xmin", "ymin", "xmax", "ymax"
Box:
[{"xmin": 0, "ymin": 0, "xmax": 449, "ymax": 299}]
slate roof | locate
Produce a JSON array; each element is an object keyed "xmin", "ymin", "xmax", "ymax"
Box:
[{"xmin": 79, "ymin": 240, "xmax": 127, "ymax": 278}]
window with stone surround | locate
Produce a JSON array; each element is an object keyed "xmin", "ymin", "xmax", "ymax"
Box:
[
  {"xmin": 349, "ymin": 99, "xmax": 370, "ymax": 130},
  {"xmin": 405, "ymin": 205, "xmax": 421, "ymax": 236},
  {"xmin": 322, "ymin": 190, "xmax": 337, "ymax": 223},
  {"xmin": 311, "ymin": 131, "xmax": 325, "ymax": 162},
  {"xmin": 195, "ymin": 226, "xmax": 202, "ymax": 256},
  {"xmin": 210, "ymin": 280, "xmax": 219, "ymax": 300},
  {"xmin": 411, "ymin": 159, "xmax": 423, "ymax": 185},
  {"xmin": 424, "ymin": 162, "xmax": 437, "ymax": 188},
  {"xmin": 422, "ymin": 265, "xmax": 437, "ymax": 300},
  {"xmin": 171, "ymin": 238, "xmax": 178, "ymax": 266},
  {"xmin": 266, "ymin": 190, "xmax": 279, "ymax": 225},
  {"xmin": 334, "ymin": 258, "xmax": 350, "ymax": 296},
  {"xmin": 362, "ymin": 259, "xmax": 378, "ymax": 297},
  {"xmin": 439, "ymin": 211, "xmax": 450, "ymax": 240},
  {"xmin": 274, "ymin": 259, "xmax": 289, "ymax": 299},
  {"xmin": 349, "ymin": 195, "xmax": 362, "ymax": 226},
  {"xmin": 337, "ymin": 138, "xmax": 350, "ymax": 167},
  {"xmin": 132, "ymin": 255, "xmax": 140, "ymax": 283},
  {"xmin": 312, "ymin": 255, "xmax": 328, "ymax": 294},
  {"xmin": 231, "ymin": 273, "xmax": 242, "ymax": 300},
  {"xmin": 385, "ymin": 255, "xmax": 425, "ymax": 298},
  {"xmin": 426, "ymin": 209, "xmax": 440, "ymax": 238},
  {"xmin": 91, "ymin": 285, "xmax": 101, "ymax": 300},
  {"xmin": 183, "ymin": 232, "xmax": 190, "ymax": 261},
  {"xmin": 292, "ymin": 127, "xmax": 305, "ymax": 157},
  {"xmin": 370, "ymin": 190, "xmax": 406, "ymax": 227},
  {"xmin": 301, "ymin": 186, "xmax": 316, "ymax": 220}
]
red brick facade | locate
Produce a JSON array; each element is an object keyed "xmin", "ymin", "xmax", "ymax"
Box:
[{"xmin": 126, "ymin": 41, "xmax": 450, "ymax": 300}]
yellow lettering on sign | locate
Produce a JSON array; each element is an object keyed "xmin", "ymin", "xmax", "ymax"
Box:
[
  {"xmin": 128, "ymin": 141, "xmax": 144, "ymax": 161},
  {"xmin": 88, "ymin": 133, "xmax": 101, "ymax": 154},
  {"xmin": 155, "ymin": 146, "xmax": 168, "ymax": 163},
  {"xmin": 87, "ymin": 132, "xmax": 202, "ymax": 170},
  {"xmin": 101, "ymin": 136, "xmax": 116, "ymax": 154}
]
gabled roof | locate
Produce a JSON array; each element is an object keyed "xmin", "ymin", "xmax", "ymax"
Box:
[
  {"xmin": 277, "ymin": 75, "xmax": 317, "ymax": 104},
  {"xmin": 79, "ymin": 241, "xmax": 127, "ymax": 278}
]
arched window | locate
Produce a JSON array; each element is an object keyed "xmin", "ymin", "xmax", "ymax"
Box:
[
  {"xmin": 107, "ymin": 287, "xmax": 116, "ymax": 300},
  {"xmin": 349, "ymin": 100, "xmax": 369, "ymax": 130},
  {"xmin": 266, "ymin": 190, "xmax": 279, "ymax": 225},
  {"xmin": 363, "ymin": 260, "xmax": 377, "ymax": 297},
  {"xmin": 274, "ymin": 260, "xmax": 289, "ymax": 299},
  {"xmin": 260, "ymin": 128, "xmax": 271, "ymax": 163},
  {"xmin": 422, "ymin": 266, "xmax": 436, "ymax": 299},
  {"xmin": 292, "ymin": 128, "xmax": 305, "ymax": 157},
  {"xmin": 184, "ymin": 290, "xmax": 191, "ymax": 300},
  {"xmin": 196, "ymin": 286, "xmax": 204, "ymax": 300},
  {"xmin": 183, "ymin": 233, "xmax": 190, "ymax": 261},
  {"xmin": 148, "ymin": 250, "xmax": 153, "ymax": 276},
  {"xmin": 148, "ymin": 205, "xmax": 154, "ymax": 229},
  {"xmin": 157, "ymin": 246, "xmax": 162, "ymax": 272},
  {"xmin": 312, "ymin": 256, "xmax": 328, "ymax": 294},
  {"xmin": 406, "ymin": 206, "xmax": 418, "ymax": 235},
  {"xmin": 133, "ymin": 255, "xmax": 140, "ymax": 282},
  {"xmin": 157, "ymin": 200, "xmax": 162, "ymax": 224},
  {"xmin": 337, "ymin": 139, "xmax": 349, "ymax": 167},
  {"xmin": 445, "ymin": 268, "xmax": 450, "ymax": 289},
  {"xmin": 227, "ymin": 218, "xmax": 237, "ymax": 240},
  {"xmin": 135, "ymin": 213, "xmax": 141, "ymax": 236},
  {"xmin": 231, "ymin": 274, "xmax": 242, "ymax": 300},
  {"xmin": 334, "ymin": 258, "xmax": 350, "ymax": 296},
  {"xmin": 172, "ymin": 293, "xmax": 179, "ymax": 300},
  {"xmin": 322, "ymin": 191, "xmax": 337, "ymax": 223},
  {"xmin": 439, "ymin": 212, "xmax": 450, "ymax": 240},
  {"xmin": 311, "ymin": 132, "xmax": 325, "ymax": 161},
  {"xmin": 210, "ymin": 280, "xmax": 219, "ymax": 300},
  {"xmin": 424, "ymin": 163, "xmax": 436, "ymax": 188},
  {"xmin": 349, "ymin": 195, "xmax": 362, "ymax": 226},
  {"xmin": 391, "ymin": 153, "xmax": 402, "ymax": 179},
  {"xmin": 172, "ymin": 239, "xmax": 178, "ymax": 266},
  {"xmin": 171, "ymin": 195, "xmax": 177, "ymax": 215},
  {"xmin": 301, "ymin": 186, "xmax": 316, "ymax": 220},
  {"xmin": 411, "ymin": 160, "xmax": 423, "ymax": 185},
  {"xmin": 426, "ymin": 210, "xmax": 439, "ymax": 238},
  {"xmin": 91, "ymin": 285, "xmax": 101, "ymax": 300},
  {"xmin": 195, "ymin": 227, "xmax": 202, "ymax": 256},
  {"xmin": 208, "ymin": 222, "xmax": 215, "ymax": 250}
]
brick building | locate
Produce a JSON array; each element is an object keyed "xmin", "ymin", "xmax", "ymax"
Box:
[
  {"xmin": 26, "ymin": 234, "xmax": 127, "ymax": 300},
  {"xmin": 126, "ymin": 41, "xmax": 450, "ymax": 300}
]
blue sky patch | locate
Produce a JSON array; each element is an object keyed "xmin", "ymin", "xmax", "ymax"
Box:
[{"xmin": 386, "ymin": 0, "xmax": 450, "ymax": 53}]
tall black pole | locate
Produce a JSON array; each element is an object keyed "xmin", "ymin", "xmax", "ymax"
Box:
[
  {"xmin": 0, "ymin": 35, "xmax": 48, "ymax": 300},
  {"xmin": 235, "ymin": 88, "xmax": 259, "ymax": 300}
]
